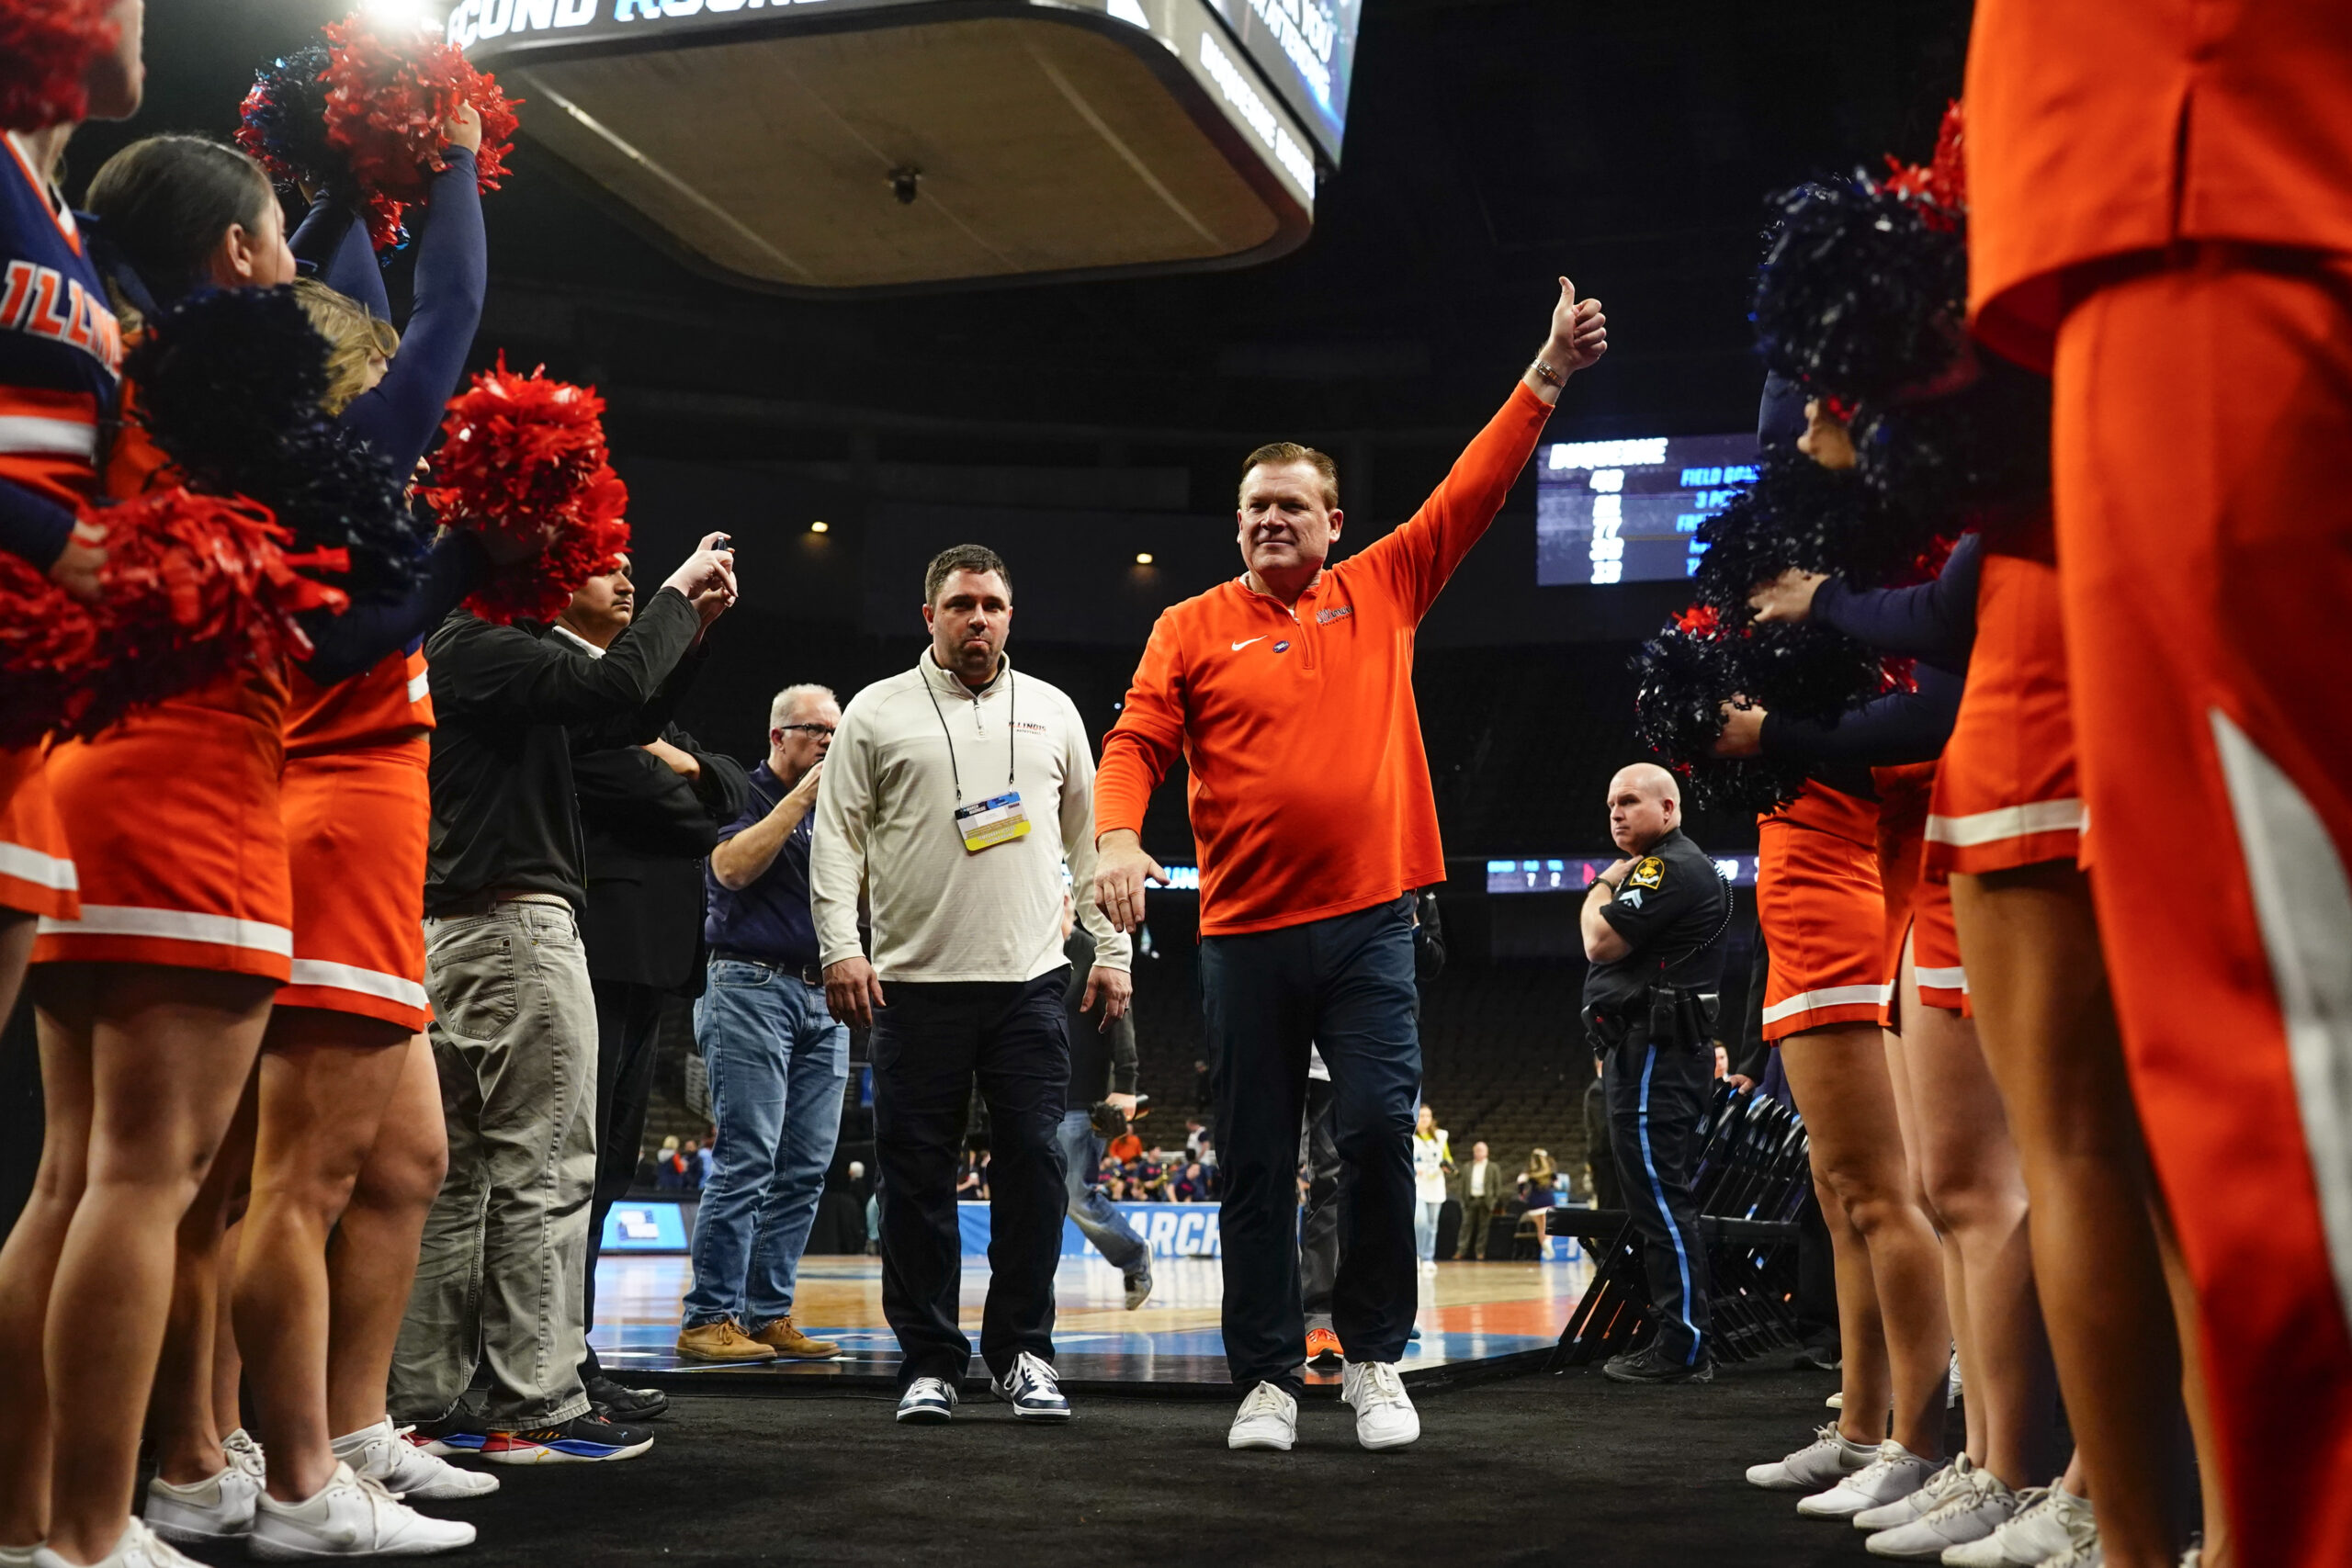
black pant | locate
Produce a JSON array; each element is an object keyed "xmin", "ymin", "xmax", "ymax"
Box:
[
  {"xmin": 1204, "ymin": 897, "xmax": 1419, "ymax": 1396},
  {"xmin": 1299, "ymin": 1076, "xmax": 1342, "ymax": 1328},
  {"xmin": 870, "ymin": 971, "xmax": 1069, "ymax": 1386},
  {"xmin": 581, "ymin": 978, "xmax": 666, "ymax": 1382},
  {"xmin": 1600, "ymin": 1025, "xmax": 1713, "ymax": 1365}
]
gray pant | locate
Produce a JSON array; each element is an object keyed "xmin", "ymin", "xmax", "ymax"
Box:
[{"xmin": 392, "ymin": 902, "xmax": 598, "ymax": 1427}]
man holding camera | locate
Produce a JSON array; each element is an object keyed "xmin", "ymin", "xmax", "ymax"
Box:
[{"xmin": 1580, "ymin": 762, "xmax": 1732, "ymax": 1386}]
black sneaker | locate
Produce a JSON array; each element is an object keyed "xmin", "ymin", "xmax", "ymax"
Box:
[
  {"xmin": 481, "ymin": 1412, "xmax": 656, "ymax": 1464},
  {"xmin": 1602, "ymin": 1343, "xmax": 1715, "ymax": 1384},
  {"xmin": 584, "ymin": 1374, "xmax": 670, "ymax": 1423}
]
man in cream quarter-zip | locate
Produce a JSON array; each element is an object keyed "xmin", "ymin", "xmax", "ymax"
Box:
[
  {"xmin": 812, "ymin": 544, "xmax": 1131, "ymax": 1427},
  {"xmin": 1094, "ymin": 277, "xmax": 1608, "ymax": 1454}
]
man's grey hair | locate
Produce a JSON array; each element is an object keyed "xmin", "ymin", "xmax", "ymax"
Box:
[{"xmin": 769, "ymin": 683, "xmax": 838, "ymax": 729}]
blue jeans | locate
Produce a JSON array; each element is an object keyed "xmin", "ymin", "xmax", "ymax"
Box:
[
  {"xmin": 1055, "ymin": 1110, "xmax": 1150, "ymax": 1277},
  {"xmin": 684, "ymin": 960, "xmax": 849, "ymax": 1330}
]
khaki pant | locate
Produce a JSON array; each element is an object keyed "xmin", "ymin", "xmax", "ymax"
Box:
[
  {"xmin": 391, "ymin": 902, "xmax": 598, "ymax": 1427},
  {"xmin": 1456, "ymin": 1195, "xmax": 1499, "ymax": 1259}
]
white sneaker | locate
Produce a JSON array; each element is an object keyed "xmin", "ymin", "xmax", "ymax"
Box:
[
  {"xmin": 1340, "ymin": 1360, "xmax": 1419, "ymax": 1450},
  {"xmin": 1418, "ymin": 1260, "xmax": 1439, "ymax": 1276},
  {"xmin": 1227, "ymin": 1382, "xmax": 1298, "ymax": 1451},
  {"xmin": 143, "ymin": 1461, "xmax": 263, "ymax": 1545},
  {"xmin": 1, "ymin": 1544, "xmax": 39, "ymax": 1568},
  {"xmin": 33, "ymin": 1519, "xmax": 200, "ymax": 1568},
  {"xmin": 2041, "ymin": 1540, "xmax": 2104, "ymax": 1568},
  {"xmin": 989, "ymin": 1351, "xmax": 1072, "ymax": 1421},
  {"xmin": 248, "ymin": 1462, "xmax": 474, "ymax": 1560},
  {"xmin": 1942, "ymin": 1478, "xmax": 2095, "ymax": 1567},
  {"xmin": 222, "ymin": 1428, "xmax": 267, "ymax": 1482},
  {"xmin": 1799, "ymin": 1440, "xmax": 1938, "ymax": 1519},
  {"xmin": 895, "ymin": 1377, "xmax": 957, "ymax": 1424},
  {"xmin": 1867, "ymin": 1455, "xmax": 2018, "ymax": 1559},
  {"xmin": 1747, "ymin": 1423, "xmax": 1877, "ymax": 1490},
  {"xmin": 1856, "ymin": 1460, "xmax": 1970, "ymax": 1531},
  {"xmin": 1827, "ymin": 1391, "xmax": 1846, "ymax": 1410},
  {"xmin": 334, "ymin": 1418, "xmax": 501, "ymax": 1500}
]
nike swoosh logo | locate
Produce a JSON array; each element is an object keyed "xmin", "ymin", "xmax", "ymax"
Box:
[{"xmin": 1230, "ymin": 637, "xmax": 1267, "ymax": 651}]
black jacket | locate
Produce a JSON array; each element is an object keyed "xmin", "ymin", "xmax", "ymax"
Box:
[
  {"xmin": 575, "ymin": 723, "xmax": 747, "ymax": 994},
  {"xmin": 424, "ymin": 588, "xmax": 704, "ymax": 913}
]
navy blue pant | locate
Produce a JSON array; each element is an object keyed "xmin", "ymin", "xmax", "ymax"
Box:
[
  {"xmin": 1600, "ymin": 1024, "xmax": 1713, "ymax": 1364},
  {"xmin": 870, "ymin": 971, "xmax": 1069, "ymax": 1386},
  {"xmin": 1204, "ymin": 896, "xmax": 1420, "ymax": 1396}
]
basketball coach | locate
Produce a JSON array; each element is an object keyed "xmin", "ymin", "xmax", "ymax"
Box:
[{"xmin": 1092, "ymin": 277, "xmax": 1608, "ymax": 1454}]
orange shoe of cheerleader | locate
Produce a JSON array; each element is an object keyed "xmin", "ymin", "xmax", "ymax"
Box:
[{"xmin": 1306, "ymin": 1327, "xmax": 1344, "ymax": 1369}]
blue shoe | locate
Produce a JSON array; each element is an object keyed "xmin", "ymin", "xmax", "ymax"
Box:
[
  {"xmin": 896, "ymin": 1377, "xmax": 958, "ymax": 1424},
  {"xmin": 989, "ymin": 1351, "xmax": 1071, "ymax": 1421},
  {"xmin": 402, "ymin": 1412, "xmax": 488, "ymax": 1457}
]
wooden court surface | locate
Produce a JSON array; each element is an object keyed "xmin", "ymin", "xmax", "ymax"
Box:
[{"xmin": 592, "ymin": 1253, "xmax": 1593, "ymax": 1388}]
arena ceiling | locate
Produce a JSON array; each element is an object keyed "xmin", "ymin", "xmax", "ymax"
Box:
[{"xmin": 74, "ymin": 0, "xmax": 1973, "ymax": 457}]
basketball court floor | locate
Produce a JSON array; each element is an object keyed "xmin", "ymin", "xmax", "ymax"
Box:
[{"xmin": 591, "ymin": 1251, "xmax": 1595, "ymax": 1394}]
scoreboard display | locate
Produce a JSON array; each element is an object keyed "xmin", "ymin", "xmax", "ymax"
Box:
[{"xmin": 1536, "ymin": 433, "xmax": 1759, "ymax": 587}]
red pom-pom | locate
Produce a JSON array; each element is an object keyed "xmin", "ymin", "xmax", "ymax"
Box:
[
  {"xmin": 423, "ymin": 357, "xmax": 632, "ymax": 626},
  {"xmin": 1883, "ymin": 100, "xmax": 1966, "ymax": 230},
  {"xmin": 70, "ymin": 490, "xmax": 350, "ymax": 737},
  {"xmin": 0, "ymin": 0, "xmax": 118, "ymax": 131},
  {"xmin": 0, "ymin": 552, "xmax": 98, "ymax": 748},
  {"xmin": 317, "ymin": 14, "xmax": 520, "ymax": 252}
]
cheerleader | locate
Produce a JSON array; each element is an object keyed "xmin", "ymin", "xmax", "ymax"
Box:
[
  {"xmin": 2, "ymin": 131, "xmax": 423, "ymax": 1568},
  {"xmin": 0, "ymin": 0, "xmax": 141, "ymax": 1027},
  {"xmin": 1723, "ymin": 384, "xmax": 1957, "ymax": 1519},
  {"xmin": 136, "ymin": 104, "xmax": 499, "ymax": 1562},
  {"xmin": 1736, "ymin": 429, "xmax": 2066, "ymax": 1562},
  {"xmin": 0, "ymin": 9, "xmax": 149, "ymax": 1568}
]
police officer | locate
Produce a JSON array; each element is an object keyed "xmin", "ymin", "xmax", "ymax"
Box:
[{"xmin": 1580, "ymin": 762, "xmax": 1732, "ymax": 1384}]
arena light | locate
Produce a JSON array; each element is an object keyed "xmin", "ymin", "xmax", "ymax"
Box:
[
  {"xmin": 359, "ymin": 0, "xmax": 435, "ymax": 31},
  {"xmin": 808, "ymin": 520, "xmax": 829, "ymax": 534},
  {"xmin": 1134, "ymin": 551, "xmax": 1154, "ymax": 565}
]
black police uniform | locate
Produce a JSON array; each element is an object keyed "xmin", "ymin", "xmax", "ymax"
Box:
[{"xmin": 1582, "ymin": 827, "xmax": 1731, "ymax": 1370}]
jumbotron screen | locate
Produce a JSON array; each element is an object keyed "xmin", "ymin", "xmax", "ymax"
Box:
[
  {"xmin": 1535, "ymin": 434, "xmax": 1759, "ymax": 587},
  {"xmin": 1197, "ymin": 0, "xmax": 1364, "ymax": 161}
]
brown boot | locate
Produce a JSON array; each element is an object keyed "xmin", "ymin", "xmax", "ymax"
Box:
[
  {"xmin": 675, "ymin": 1318, "xmax": 779, "ymax": 1362},
  {"xmin": 749, "ymin": 1316, "xmax": 840, "ymax": 1359}
]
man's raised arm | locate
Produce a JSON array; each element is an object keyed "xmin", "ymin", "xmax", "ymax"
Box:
[
  {"xmin": 1360, "ymin": 277, "xmax": 1610, "ymax": 618},
  {"xmin": 1092, "ymin": 610, "xmax": 1187, "ymax": 932}
]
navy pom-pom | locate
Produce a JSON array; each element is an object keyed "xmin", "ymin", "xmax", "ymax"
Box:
[
  {"xmin": 1753, "ymin": 174, "xmax": 1968, "ymax": 409},
  {"xmin": 126, "ymin": 286, "xmax": 424, "ymax": 603},
  {"xmin": 1691, "ymin": 446, "xmax": 1944, "ymax": 616}
]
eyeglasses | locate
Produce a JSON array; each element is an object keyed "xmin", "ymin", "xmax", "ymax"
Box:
[{"xmin": 775, "ymin": 724, "xmax": 836, "ymax": 738}]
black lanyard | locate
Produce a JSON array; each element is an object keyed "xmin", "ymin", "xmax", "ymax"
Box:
[{"xmin": 921, "ymin": 661, "xmax": 1016, "ymax": 806}]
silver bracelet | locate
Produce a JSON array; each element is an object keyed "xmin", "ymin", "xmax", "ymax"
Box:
[{"xmin": 1529, "ymin": 357, "xmax": 1565, "ymax": 388}]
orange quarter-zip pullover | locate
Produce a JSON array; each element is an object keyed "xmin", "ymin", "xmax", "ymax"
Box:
[{"xmin": 1095, "ymin": 383, "xmax": 1554, "ymax": 936}]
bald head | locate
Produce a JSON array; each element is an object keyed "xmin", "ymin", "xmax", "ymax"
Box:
[{"xmin": 1607, "ymin": 762, "xmax": 1681, "ymax": 854}]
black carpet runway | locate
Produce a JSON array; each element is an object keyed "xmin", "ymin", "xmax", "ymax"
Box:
[{"xmin": 164, "ymin": 1359, "xmax": 1967, "ymax": 1568}]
